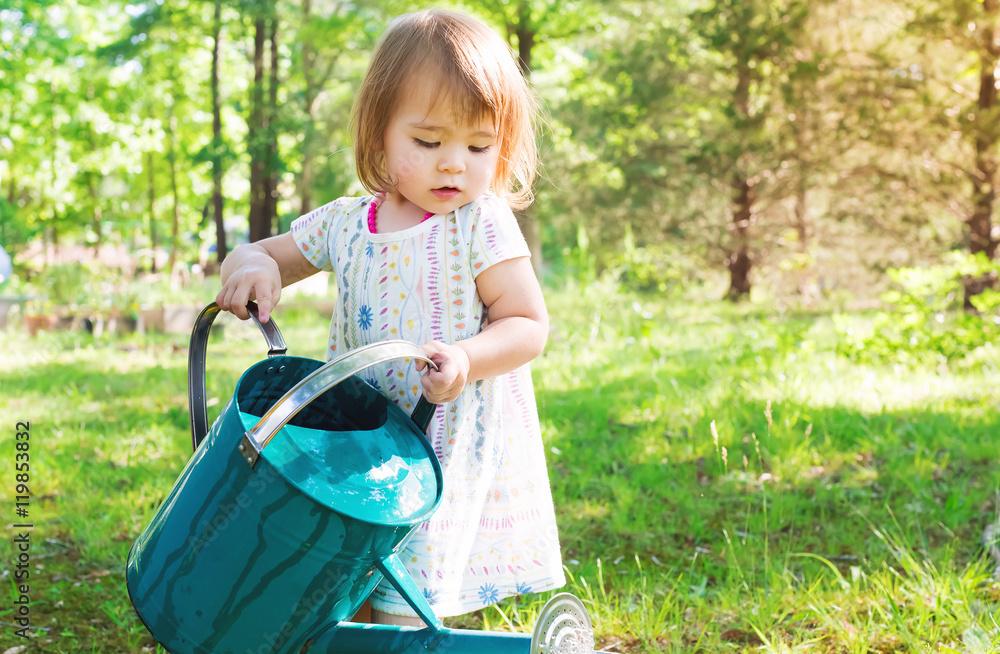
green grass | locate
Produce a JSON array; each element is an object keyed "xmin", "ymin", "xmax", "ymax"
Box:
[{"xmin": 1, "ymin": 283, "xmax": 999, "ymax": 652}]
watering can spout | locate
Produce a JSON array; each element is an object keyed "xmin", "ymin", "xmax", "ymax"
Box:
[
  {"xmin": 376, "ymin": 554, "xmax": 443, "ymax": 631},
  {"xmin": 303, "ymin": 623, "xmax": 531, "ymax": 654}
]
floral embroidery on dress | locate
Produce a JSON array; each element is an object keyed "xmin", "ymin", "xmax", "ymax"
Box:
[
  {"xmin": 477, "ymin": 583, "xmax": 499, "ymax": 605},
  {"xmin": 359, "ymin": 304, "xmax": 374, "ymax": 330}
]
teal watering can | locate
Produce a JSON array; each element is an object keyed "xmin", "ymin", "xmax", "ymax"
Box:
[{"xmin": 127, "ymin": 303, "xmax": 604, "ymax": 654}]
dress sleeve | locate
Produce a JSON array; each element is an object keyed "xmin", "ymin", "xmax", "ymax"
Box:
[
  {"xmin": 468, "ymin": 195, "xmax": 531, "ymax": 279},
  {"xmin": 290, "ymin": 199, "xmax": 347, "ymax": 272}
]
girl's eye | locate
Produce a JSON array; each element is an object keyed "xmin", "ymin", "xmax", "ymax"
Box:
[
  {"xmin": 413, "ymin": 139, "xmax": 439, "ymax": 148},
  {"xmin": 469, "ymin": 145, "xmax": 492, "ymax": 154}
]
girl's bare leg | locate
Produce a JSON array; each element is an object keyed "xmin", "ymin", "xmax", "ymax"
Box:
[
  {"xmin": 350, "ymin": 600, "xmax": 372, "ymax": 623},
  {"xmin": 370, "ymin": 607, "xmax": 426, "ymax": 628},
  {"xmin": 352, "ymin": 600, "xmax": 426, "ymax": 627}
]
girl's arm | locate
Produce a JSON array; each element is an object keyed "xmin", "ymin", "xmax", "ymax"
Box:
[
  {"xmin": 418, "ymin": 256, "xmax": 547, "ymax": 403},
  {"xmin": 216, "ymin": 232, "xmax": 320, "ymax": 323}
]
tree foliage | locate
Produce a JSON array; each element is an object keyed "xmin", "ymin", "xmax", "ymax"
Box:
[{"xmin": 0, "ymin": 0, "xmax": 997, "ymax": 302}]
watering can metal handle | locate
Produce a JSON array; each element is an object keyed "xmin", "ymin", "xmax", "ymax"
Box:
[
  {"xmin": 238, "ymin": 340, "xmax": 437, "ymax": 469},
  {"xmin": 188, "ymin": 301, "xmax": 287, "ymax": 450}
]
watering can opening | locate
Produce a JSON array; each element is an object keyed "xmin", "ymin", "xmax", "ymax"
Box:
[
  {"xmin": 235, "ymin": 357, "xmax": 391, "ymax": 433},
  {"xmin": 230, "ymin": 355, "xmax": 442, "ymax": 528}
]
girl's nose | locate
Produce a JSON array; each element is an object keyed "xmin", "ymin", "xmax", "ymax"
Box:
[{"xmin": 437, "ymin": 149, "xmax": 465, "ymax": 174}]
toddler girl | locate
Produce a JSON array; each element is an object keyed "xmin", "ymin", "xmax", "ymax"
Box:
[{"xmin": 216, "ymin": 9, "xmax": 565, "ymax": 626}]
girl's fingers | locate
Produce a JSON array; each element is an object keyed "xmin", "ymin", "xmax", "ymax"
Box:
[
  {"xmin": 217, "ymin": 275, "xmax": 280, "ymax": 322},
  {"xmin": 420, "ymin": 367, "xmax": 462, "ymax": 403},
  {"xmin": 230, "ymin": 286, "xmax": 251, "ymax": 320},
  {"xmin": 255, "ymin": 284, "xmax": 275, "ymax": 323},
  {"xmin": 219, "ymin": 285, "xmax": 237, "ymax": 314},
  {"xmin": 215, "ymin": 284, "xmax": 230, "ymax": 310},
  {"xmin": 417, "ymin": 342, "xmax": 468, "ymax": 403}
]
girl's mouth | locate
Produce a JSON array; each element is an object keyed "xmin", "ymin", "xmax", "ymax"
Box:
[{"xmin": 432, "ymin": 187, "xmax": 460, "ymax": 199}]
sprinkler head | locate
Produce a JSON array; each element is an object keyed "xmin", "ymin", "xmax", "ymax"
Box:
[{"xmin": 529, "ymin": 593, "xmax": 596, "ymax": 654}]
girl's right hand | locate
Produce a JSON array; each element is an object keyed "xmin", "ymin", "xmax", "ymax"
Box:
[
  {"xmin": 216, "ymin": 233, "xmax": 321, "ymax": 323},
  {"xmin": 216, "ymin": 243, "xmax": 283, "ymax": 322}
]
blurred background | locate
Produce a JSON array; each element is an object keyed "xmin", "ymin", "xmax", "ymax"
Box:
[{"xmin": 1, "ymin": 0, "xmax": 998, "ymax": 317}]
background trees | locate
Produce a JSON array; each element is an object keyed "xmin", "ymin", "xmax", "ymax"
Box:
[{"xmin": 1, "ymin": 0, "xmax": 997, "ymax": 303}]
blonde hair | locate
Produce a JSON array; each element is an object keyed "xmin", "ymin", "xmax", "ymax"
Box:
[{"xmin": 351, "ymin": 9, "xmax": 538, "ymax": 209}]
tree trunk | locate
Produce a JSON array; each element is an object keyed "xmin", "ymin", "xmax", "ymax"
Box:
[
  {"xmin": 794, "ymin": 186, "xmax": 808, "ymax": 252},
  {"xmin": 1, "ymin": 178, "xmax": 13, "ymax": 246},
  {"xmin": 147, "ymin": 151, "xmax": 157, "ymax": 273},
  {"xmin": 265, "ymin": 14, "xmax": 279, "ymax": 234},
  {"xmin": 248, "ymin": 15, "xmax": 268, "ymax": 243},
  {"xmin": 727, "ymin": 172, "xmax": 754, "ymax": 301},
  {"xmin": 794, "ymin": 181, "xmax": 812, "ymax": 297},
  {"xmin": 509, "ymin": 4, "xmax": 542, "ymax": 277},
  {"xmin": 300, "ymin": 0, "xmax": 315, "ymax": 216},
  {"xmin": 48, "ymin": 222, "xmax": 58, "ymax": 264},
  {"xmin": 965, "ymin": 0, "xmax": 1000, "ymax": 309},
  {"xmin": 166, "ymin": 99, "xmax": 181, "ymax": 275},
  {"xmin": 87, "ymin": 129, "xmax": 103, "ymax": 256},
  {"xmin": 211, "ymin": 0, "xmax": 227, "ymax": 266},
  {"xmin": 792, "ymin": 109, "xmax": 810, "ymax": 255},
  {"xmin": 513, "ymin": 3, "xmax": 535, "ymax": 78},
  {"xmin": 91, "ymin": 203, "xmax": 103, "ymax": 255},
  {"xmin": 89, "ymin": 178, "xmax": 103, "ymax": 256},
  {"xmin": 727, "ymin": 60, "xmax": 754, "ymax": 301},
  {"xmin": 46, "ymin": 147, "xmax": 57, "ymax": 263},
  {"xmin": 793, "ymin": 114, "xmax": 812, "ymax": 298}
]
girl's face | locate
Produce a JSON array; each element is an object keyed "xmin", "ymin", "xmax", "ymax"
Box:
[{"xmin": 382, "ymin": 82, "xmax": 501, "ymax": 215}]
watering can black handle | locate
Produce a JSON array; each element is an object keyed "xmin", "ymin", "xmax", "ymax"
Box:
[
  {"xmin": 189, "ymin": 301, "xmax": 288, "ymax": 450},
  {"xmin": 237, "ymin": 340, "xmax": 438, "ymax": 468}
]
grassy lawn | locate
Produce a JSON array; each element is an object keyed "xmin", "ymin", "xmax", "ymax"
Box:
[{"xmin": 1, "ymin": 283, "xmax": 999, "ymax": 653}]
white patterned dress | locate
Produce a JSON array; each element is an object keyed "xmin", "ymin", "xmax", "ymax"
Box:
[{"xmin": 291, "ymin": 193, "xmax": 565, "ymax": 617}]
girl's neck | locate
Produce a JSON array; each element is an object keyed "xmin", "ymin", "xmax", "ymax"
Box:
[{"xmin": 371, "ymin": 192, "xmax": 433, "ymax": 234}]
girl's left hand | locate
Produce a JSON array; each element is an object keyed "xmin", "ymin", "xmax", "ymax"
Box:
[{"xmin": 417, "ymin": 341, "xmax": 471, "ymax": 404}]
